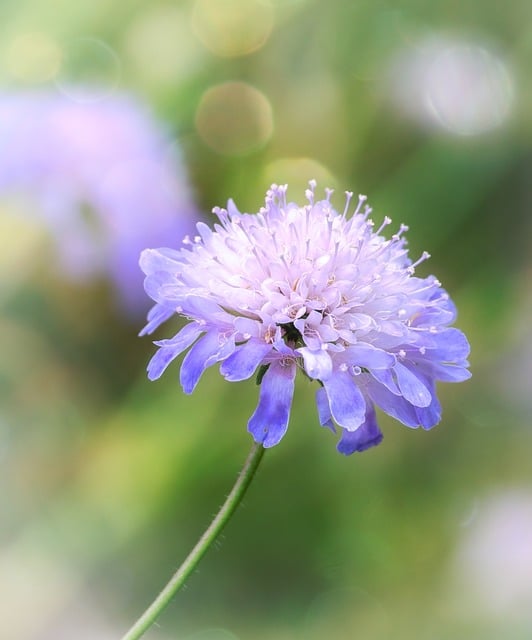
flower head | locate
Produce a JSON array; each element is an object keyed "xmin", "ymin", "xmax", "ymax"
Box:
[{"xmin": 140, "ymin": 182, "xmax": 470, "ymax": 454}]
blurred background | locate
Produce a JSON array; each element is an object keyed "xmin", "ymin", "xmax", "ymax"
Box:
[{"xmin": 1, "ymin": 0, "xmax": 531, "ymax": 638}]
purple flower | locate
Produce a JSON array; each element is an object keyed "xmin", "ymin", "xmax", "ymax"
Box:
[
  {"xmin": 140, "ymin": 183, "xmax": 470, "ymax": 454},
  {"xmin": 0, "ymin": 91, "xmax": 199, "ymax": 312}
]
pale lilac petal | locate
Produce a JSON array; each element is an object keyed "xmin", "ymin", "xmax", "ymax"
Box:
[
  {"xmin": 315, "ymin": 386, "xmax": 335, "ymax": 432},
  {"xmin": 416, "ymin": 391, "xmax": 442, "ymax": 429},
  {"xmin": 147, "ymin": 323, "xmax": 202, "ymax": 380},
  {"xmin": 322, "ymin": 371, "xmax": 366, "ymax": 431},
  {"xmin": 220, "ymin": 339, "xmax": 273, "ymax": 381},
  {"xmin": 180, "ymin": 295, "xmax": 234, "ymax": 325},
  {"xmin": 297, "ymin": 347, "xmax": 333, "ymax": 380},
  {"xmin": 410, "ymin": 294, "xmax": 457, "ymax": 327},
  {"xmin": 366, "ymin": 379, "xmax": 420, "ymax": 427},
  {"xmin": 147, "ymin": 347, "xmax": 180, "ymax": 381},
  {"xmin": 139, "ymin": 247, "xmax": 182, "ymax": 276},
  {"xmin": 143, "ymin": 271, "xmax": 173, "ymax": 304},
  {"xmin": 394, "ymin": 361, "xmax": 432, "ymax": 407},
  {"xmin": 180, "ymin": 331, "xmax": 235, "ymax": 393},
  {"xmin": 337, "ymin": 403, "xmax": 383, "ymax": 455},
  {"xmin": 139, "ymin": 304, "xmax": 175, "ymax": 337},
  {"xmin": 248, "ymin": 359, "xmax": 296, "ymax": 447},
  {"xmin": 370, "ymin": 368, "xmax": 401, "ymax": 394},
  {"xmin": 344, "ymin": 343, "xmax": 396, "ymax": 369},
  {"xmin": 429, "ymin": 328, "xmax": 471, "ymax": 361},
  {"xmin": 428, "ymin": 363, "xmax": 472, "ymax": 382}
]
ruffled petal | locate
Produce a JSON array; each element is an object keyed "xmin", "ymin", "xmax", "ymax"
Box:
[
  {"xmin": 180, "ymin": 331, "xmax": 235, "ymax": 393},
  {"xmin": 322, "ymin": 371, "xmax": 366, "ymax": 431},
  {"xmin": 248, "ymin": 359, "xmax": 296, "ymax": 447},
  {"xmin": 394, "ymin": 362, "xmax": 432, "ymax": 407},
  {"xmin": 337, "ymin": 403, "xmax": 383, "ymax": 455},
  {"xmin": 220, "ymin": 339, "xmax": 273, "ymax": 381},
  {"xmin": 146, "ymin": 323, "xmax": 202, "ymax": 380}
]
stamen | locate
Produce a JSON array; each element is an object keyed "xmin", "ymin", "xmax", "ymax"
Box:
[
  {"xmin": 306, "ymin": 179, "xmax": 317, "ymax": 205},
  {"xmin": 362, "ymin": 205, "xmax": 372, "ymax": 220},
  {"xmin": 353, "ymin": 194, "xmax": 367, "ymax": 216},
  {"xmin": 375, "ymin": 216, "xmax": 392, "ymax": 235},
  {"xmin": 343, "ymin": 191, "xmax": 354, "ymax": 217},
  {"xmin": 391, "ymin": 223, "xmax": 409, "ymax": 243},
  {"xmin": 407, "ymin": 251, "xmax": 431, "ymax": 274}
]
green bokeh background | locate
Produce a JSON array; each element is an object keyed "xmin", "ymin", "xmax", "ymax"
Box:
[{"xmin": 1, "ymin": 1, "xmax": 531, "ymax": 639}]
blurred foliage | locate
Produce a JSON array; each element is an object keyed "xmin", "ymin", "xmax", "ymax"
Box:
[{"xmin": 1, "ymin": 0, "xmax": 532, "ymax": 639}]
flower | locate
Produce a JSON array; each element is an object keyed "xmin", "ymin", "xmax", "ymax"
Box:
[
  {"xmin": 0, "ymin": 90, "xmax": 199, "ymax": 312},
  {"xmin": 140, "ymin": 182, "xmax": 470, "ymax": 454}
]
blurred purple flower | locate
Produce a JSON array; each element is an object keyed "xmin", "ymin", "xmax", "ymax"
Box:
[
  {"xmin": 140, "ymin": 183, "xmax": 470, "ymax": 454},
  {"xmin": 0, "ymin": 90, "xmax": 199, "ymax": 312}
]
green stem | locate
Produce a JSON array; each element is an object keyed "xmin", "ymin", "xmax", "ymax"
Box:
[{"xmin": 121, "ymin": 442, "xmax": 265, "ymax": 640}]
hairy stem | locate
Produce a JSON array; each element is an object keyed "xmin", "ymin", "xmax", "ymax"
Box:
[{"xmin": 121, "ymin": 442, "xmax": 265, "ymax": 640}]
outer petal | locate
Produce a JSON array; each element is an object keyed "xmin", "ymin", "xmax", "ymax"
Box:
[
  {"xmin": 429, "ymin": 328, "xmax": 471, "ymax": 362},
  {"xmin": 394, "ymin": 361, "xmax": 432, "ymax": 408},
  {"xmin": 337, "ymin": 403, "xmax": 383, "ymax": 455},
  {"xmin": 220, "ymin": 339, "xmax": 273, "ymax": 381},
  {"xmin": 365, "ymin": 378, "xmax": 420, "ymax": 427},
  {"xmin": 344, "ymin": 343, "xmax": 396, "ymax": 370},
  {"xmin": 415, "ymin": 390, "xmax": 442, "ymax": 430},
  {"xmin": 322, "ymin": 371, "xmax": 366, "ymax": 431},
  {"xmin": 139, "ymin": 303, "xmax": 175, "ymax": 336},
  {"xmin": 139, "ymin": 247, "xmax": 182, "ymax": 276},
  {"xmin": 370, "ymin": 368, "xmax": 401, "ymax": 394},
  {"xmin": 180, "ymin": 295, "xmax": 233, "ymax": 323},
  {"xmin": 180, "ymin": 331, "xmax": 235, "ymax": 393},
  {"xmin": 143, "ymin": 270, "xmax": 175, "ymax": 304},
  {"xmin": 315, "ymin": 386, "xmax": 335, "ymax": 432},
  {"xmin": 297, "ymin": 347, "xmax": 333, "ymax": 380},
  {"xmin": 428, "ymin": 362, "xmax": 471, "ymax": 382},
  {"xmin": 248, "ymin": 359, "xmax": 296, "ymax": 447},
  {"xmin": 409, "ymin": 373, "xmax": 442, "ymax": 429},
  {"xmin": 147, "ymin": 323, "xmax": 202, "ymax": 380}
]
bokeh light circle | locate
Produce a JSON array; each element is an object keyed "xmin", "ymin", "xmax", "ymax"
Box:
[
  {"xmin": 125, "ymin": 5, "xmax": 205, "ymax": 86},
  {"xmin": 191, "ymin": 0, "xmax": 274, "ymax": 58},
  {"xmin": 195, "ymin": 81, "xmax": 273, "ymax": 155},
  {"xmin": 4, "ymin": 32, "xmax": 62, "ymax": 84},
  {"xmin": 388, "ymin": 36, "xmax": 514, "ymax": 136},
  {"xmin": 425, "ymin": 44, "xmax": 514, "ymax": 135},
  {"xmin": 54, "ymin": 37, "xmax": 121, "ymax": 103}
]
